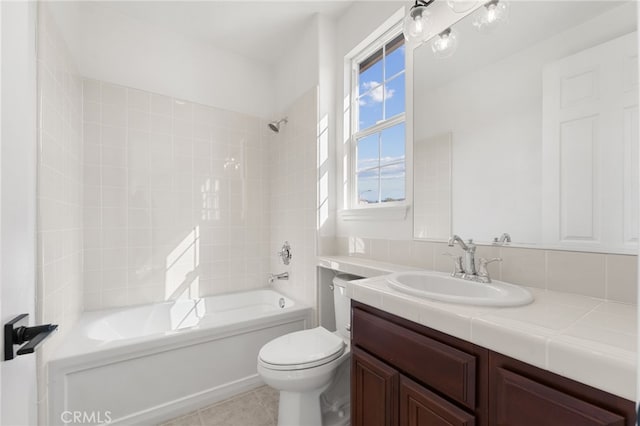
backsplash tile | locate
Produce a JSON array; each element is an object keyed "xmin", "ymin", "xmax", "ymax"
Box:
[
  {"xmin": 546, "ymin": 251, "xmax": 606, "ymax": 299},
  {"xmin": 334, "ymin": 236, "xmax": 637, "ymax": 304},
  {"xmin": 500, "ymin": 247, "xmax": 546, "ymax": 289},
  {"xmin": 605, "ymin": 255, "xmax": 639, "ymax": 304}
]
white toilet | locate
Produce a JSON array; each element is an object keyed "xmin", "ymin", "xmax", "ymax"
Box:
[{"xmin": 257, "ymin": 273, "xmax": 359, "ymax": 426}]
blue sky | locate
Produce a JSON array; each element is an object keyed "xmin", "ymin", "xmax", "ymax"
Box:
[{"xmin": 356, "ymin": 44, "xmax": 406, "ymax": 204}]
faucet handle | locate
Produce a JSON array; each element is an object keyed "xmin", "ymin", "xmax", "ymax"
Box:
[
  {"xmin": 442, "ymin": 252, "xmax": 464, "ymax": 276},
  {"xmin": 476, "ymin": 257, "xmax": 502, "ymax": 280}
]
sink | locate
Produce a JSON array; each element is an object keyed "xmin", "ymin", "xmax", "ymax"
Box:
[{"xmin": 385, "ymin": 271, "xmax": 533, "ymax": 307}]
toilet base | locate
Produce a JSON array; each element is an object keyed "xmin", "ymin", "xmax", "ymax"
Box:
[{"xmin": 278, "ymin": 387, "xmax": 327, "ymax": 426}]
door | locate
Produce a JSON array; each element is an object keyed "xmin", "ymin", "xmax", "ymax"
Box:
[
  {"xmin": 399, "ymin": 375, "xmax": 475, "ymax": 426},
  {"xmin": 0, "ymin": 1, "xmax": 38, "ymax": 425},
  {"xmin": 352, "ymin": 346, "xmax": 399, "ymax": 426},
  {"xmin": 542, "ymin": 31, "xmax": 639, "ymax": 250}
]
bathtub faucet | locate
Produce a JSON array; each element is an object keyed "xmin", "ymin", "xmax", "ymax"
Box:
[{"xmin": 269, "ymin": 272, "xmax": 289, "ymax": 284}]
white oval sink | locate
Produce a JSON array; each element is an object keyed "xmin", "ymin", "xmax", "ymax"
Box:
[{"xmin": 386, "ymin": 271, "xmax": 533, "ymax": 307}]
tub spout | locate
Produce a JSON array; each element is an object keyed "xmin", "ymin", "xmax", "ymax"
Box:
[{"xmin": 269, "ymin": 272, "xmax": 289, "ymax": 284}]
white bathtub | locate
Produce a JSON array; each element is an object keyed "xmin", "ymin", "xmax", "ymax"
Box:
[{"xmin": 48, "ymin": 289, "xmax": 312, "ymax": 425}]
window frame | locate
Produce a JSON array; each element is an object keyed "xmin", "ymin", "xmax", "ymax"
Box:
[{"xmin": 349, "ymin": 23, "xmax": 408, "ymax": 210}]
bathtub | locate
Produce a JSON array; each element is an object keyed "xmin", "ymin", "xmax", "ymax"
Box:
[{"xmin": 48, "ymin": 289, "xmax": 312, "ymax": 425}]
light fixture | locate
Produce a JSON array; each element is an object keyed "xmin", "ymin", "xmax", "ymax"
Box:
[
  {"xmin": 472, "ymin": 0, "xmax": 509, "ymax": 33},
  {"xmin": 431, "ymin": 28, "xmax": 458, "ymax": 59},
  {"xmin": 403, "ymin": 0, "xmax": 435, "ymax": 44},
  {"xmin": 446, "ymin": 0, "xmax": 478, "ymax": 13}
]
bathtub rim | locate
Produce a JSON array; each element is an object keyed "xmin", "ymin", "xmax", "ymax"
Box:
[
  {"xmin": 50, "ymin": 287, "xmax": 310, "ymax": 362},
  {"xmin": 48, "ymin": 289, "xmax": 313, "ymax": 425}
]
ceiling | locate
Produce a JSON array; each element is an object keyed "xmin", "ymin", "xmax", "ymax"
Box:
[{"xmin": 55, "ymin": 1, "xmax": 355, "ymax": 65}]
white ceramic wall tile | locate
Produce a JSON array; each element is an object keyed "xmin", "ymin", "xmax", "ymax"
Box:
[
  {"xmin": 82, "ymin": 79, "xmax": 271, "ymax": 310},
  {"xmin": 546, "ymin": 250, "xmax": 606, "ymax": 298},
  {"xmin": 334, "ymin": 236, "xmax": 636, "ymax": 303},
  {"xmin": 409, "ymin": 241, "xmax": 435, "ymax": 269},
  {"xmin": 499, "ymin": 247, "xmax": 546, "ymax": 289},
  {"xmin": 387, "ymin": 240, "xmax": 412, "ymax": 265},
  {"xmin": 269, "ymin": 88, "xmax": 319, "ymax": 320},
  {"xmin": 605, "ymin": 254, "xmax": 638, "ymax": 304}
]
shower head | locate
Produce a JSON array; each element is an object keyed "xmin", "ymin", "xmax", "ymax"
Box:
[{"xmin": 268, "ymin": 117, "xmax": 288, "ymax": 133}]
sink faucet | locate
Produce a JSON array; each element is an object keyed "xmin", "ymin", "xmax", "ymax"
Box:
[
  {"xmin": 448, "ymin": 235, "xmax": 477, "ymax": 276},
  {"xmin": 446, "ymin": 235, "xmax": 502, "ymax": 283},
  {"xmin": 493, "ymin": 233, "xmax": 512, "ymax": 245}
]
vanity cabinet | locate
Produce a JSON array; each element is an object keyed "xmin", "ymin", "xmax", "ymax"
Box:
[{"xmin": 351, "ymin": 301, "xmax": 636, "ymax": 426}]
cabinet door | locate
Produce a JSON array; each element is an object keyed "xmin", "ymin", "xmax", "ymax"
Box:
[
  {"xmin": 400, "ymin": 376, "xmax": 475, "ymax": 426},
  {"xmin": 493, "ymin": 367, "xmax": 625, "ymax": 426},
  {"xmin": 352, "ymin": 346, "xmax": 399, "ymax": 426}
]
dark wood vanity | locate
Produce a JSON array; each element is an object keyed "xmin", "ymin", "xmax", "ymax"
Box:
[{"xmin": 351, "ymin": 301, "xmax": 636, "ymax": 426}]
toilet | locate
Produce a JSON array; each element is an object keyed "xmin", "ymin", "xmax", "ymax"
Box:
[{"xmin": 257, "ymin": 273, "xmax": 360, "ymax": 426}]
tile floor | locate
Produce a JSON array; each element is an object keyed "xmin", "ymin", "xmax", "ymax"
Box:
[{"xmin": 160, "ymin": 386, "xmax": 279, "ymax": 426}]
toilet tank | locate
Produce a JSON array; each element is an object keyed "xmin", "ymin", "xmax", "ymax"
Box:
[{"xmin": 332, "ymin": 274, "xmax": 361, "ymax": 339}]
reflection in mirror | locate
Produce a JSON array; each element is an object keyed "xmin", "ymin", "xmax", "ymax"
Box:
[{"xmin": 413, "ymin": 1, "xmax": 638, "ymax": 254}]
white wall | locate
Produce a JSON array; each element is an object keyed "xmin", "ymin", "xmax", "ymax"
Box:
[
  {"xmin": 48, "ymin": 2, "xmax": 274, "ymax": 119},
  {"xmin": 35, "ymin": 5, "xmax": 84, "ymax": 422},
  {"xmin": 273, "ymin": 15, "xmax": 320, "ymax": 115},
  {"xmin": 317, "ymin": 14, "xmax": 338, "ymax": 256}
]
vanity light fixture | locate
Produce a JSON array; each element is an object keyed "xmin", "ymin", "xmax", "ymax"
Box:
[
  {"xmin": 403, "ymin": 0, "xmax": 435, "ymax": 44},
  {"xmin": 431, "ymin": 28, "xmax": 458, "ymax": 59},
  {"xmin": 472, "ymin": 0, "xmax": 510, "ymax": 33}
]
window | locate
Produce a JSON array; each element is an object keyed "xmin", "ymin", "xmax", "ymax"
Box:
[{"xmin": 351, "ymin": 30, "xmax": 406, "ymax": 207}]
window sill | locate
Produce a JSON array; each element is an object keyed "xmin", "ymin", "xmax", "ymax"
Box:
[{"xmin": 339, "ymin": 205, "xmax": 410, "ymax": 221}]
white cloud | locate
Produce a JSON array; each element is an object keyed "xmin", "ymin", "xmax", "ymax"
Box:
[{"xmin": 360, "ymin": 81, "xmax": 395, "ymax": 105}]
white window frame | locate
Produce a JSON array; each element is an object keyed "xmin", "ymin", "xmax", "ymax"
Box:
[{"xmin": 345, "ymin": 19, "xmax": 412, "ymax": 219}]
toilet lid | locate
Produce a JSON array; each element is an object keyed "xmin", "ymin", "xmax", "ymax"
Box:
[{"xmin": 259, "ymin": 327, "xmax": 345, "ymax": 370}]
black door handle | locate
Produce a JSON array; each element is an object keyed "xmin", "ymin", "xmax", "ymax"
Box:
[{"xmin": 4, "ymin": 314, "xmax": 58, "ymax": 361}]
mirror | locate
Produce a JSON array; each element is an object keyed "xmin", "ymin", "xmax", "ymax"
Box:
[{"xmin": 413, "ymin": 1, "xmax": 638, "ymax": 254}]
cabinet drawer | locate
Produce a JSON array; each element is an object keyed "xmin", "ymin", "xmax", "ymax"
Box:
[
  {"xmin": 493, "ymin": 367, "xmax": 625, "ymax": 426},
  {"xmin": 352, "ymin": 307, "xmax": 477, "ymax": 409},
  {"xmin": 400, "ymin": 375, "xmax": 475, "ymax": 426}
]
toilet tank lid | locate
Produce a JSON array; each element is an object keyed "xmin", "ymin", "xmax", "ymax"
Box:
[{"xmin": 259, "ymin": 327, "xmax": 345, "ymax": 367}]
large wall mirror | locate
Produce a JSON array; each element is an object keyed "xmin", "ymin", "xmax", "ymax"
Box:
[{"xmin": 413, "ymin": 1, "xmax": 638, "ymax": 254}]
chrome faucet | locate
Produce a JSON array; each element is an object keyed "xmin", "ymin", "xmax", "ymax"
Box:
[
  {"xmin": 493, "ymin": 233, "xmax": 512, "ymax": 245},
  {"xmin": 448, "ymin": 235, "xmax": 477, "ymax": 276},
  {"xmin": 268, "ymin": 272, "xmax": 289, "ymax": 284},
  {"xmin": 446, "ymin": 235, "xmax": 502, "ymax": 283}
]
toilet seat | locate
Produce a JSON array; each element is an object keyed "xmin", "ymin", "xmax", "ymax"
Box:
[{"xmin": 259, "ymin": 327, "xmax": 345, "ymax": 371}]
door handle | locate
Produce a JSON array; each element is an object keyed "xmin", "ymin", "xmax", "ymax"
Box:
[{"xmin": 4, "ymin": 314, "xmax": 58, "ymax": 361}]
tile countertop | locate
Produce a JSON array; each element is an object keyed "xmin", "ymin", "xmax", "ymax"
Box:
[{"xmin": 317, "ymin": 256, "xmax": 638, "ymax": 401}]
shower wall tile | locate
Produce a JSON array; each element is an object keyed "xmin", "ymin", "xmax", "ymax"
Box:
[
  {"xmin": 36, "ymin": 5, "xmax": 84, "ymax": 423},
  {"xmin": 82, "ymin": 80, "xmax": 271, "ymax": 310},
  {"xmin": 269, "ymin": 88, "xmax": 319, "ymax": 321}
]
